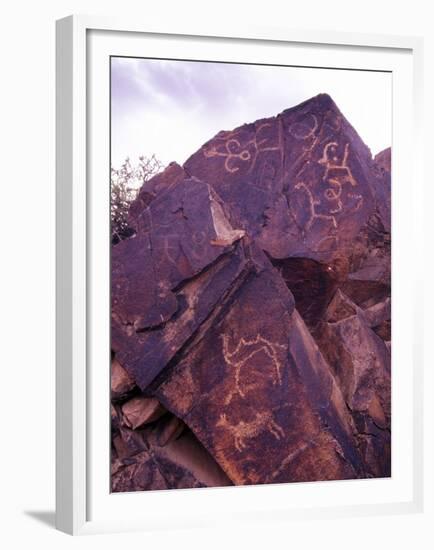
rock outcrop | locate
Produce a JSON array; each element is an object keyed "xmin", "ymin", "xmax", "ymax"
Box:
[{"xmin": 111, "ymin": 94, "xmax": 391, "ymax": 491}]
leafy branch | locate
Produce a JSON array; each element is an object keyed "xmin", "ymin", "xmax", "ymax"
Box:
[{"xmin": 111, "ymin": 155, "xmax": 164, "ymax": 244}]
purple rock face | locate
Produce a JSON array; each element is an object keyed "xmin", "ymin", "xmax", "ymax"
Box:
[
  {"xmin": 111, "ymin": 94, "xmax": 391, "ymax": 491},
  {"xmin": 154, "ymin": 247, "xmax": 365, "ymax": 485},
  {"xmin": 184, "ymin": 94, "xmax": 381, "ymax": 263}
]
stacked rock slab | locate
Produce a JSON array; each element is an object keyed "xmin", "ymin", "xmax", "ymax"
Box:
[
  {"xmin": 315, "ymin": 290, "xmax": 391, "ymax": 477},
  {"xmin": 154, "ymin": 246, "xmax": 365, "ymax": 484},
  {"xmin": 111, "ymin": 94, "xmax": 391, "ymax": 490}
]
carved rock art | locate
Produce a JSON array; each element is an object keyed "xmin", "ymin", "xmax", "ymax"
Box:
[
  {"xmin": 111, "ymin": 93, "xmax": 391, "ymax": 491},
  {"xmin": 216, "ymin": 411, "xmax": 285, "ymax": 453},
  {"xmin": 153, "ymin": 249, "xmax": 365, "ymax": 485},
  {"xmin": 184, "ymin": 93, "xmax": 380, "ymax": 263},
  {"xmin": 221, "ymin": 333, "xmax": 286, "ymax": 405}
]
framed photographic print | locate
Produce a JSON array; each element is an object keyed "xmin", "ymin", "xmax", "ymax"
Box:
[{"xmin": 56, "ymin": 15, "xmax": 424, "ymax": 535}]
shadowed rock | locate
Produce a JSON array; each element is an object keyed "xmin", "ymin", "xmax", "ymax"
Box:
[
  {"xmin": 316, "ymin": 289, "xmax": 391, "ymax": 477},
  {"xmin": 111, "ymin": 358, "xmax": 137, "ymax": 401},
  {"xmin": 111, "ymin": 422, "xmax": 232, "ymax": 492},
  {"xmin": 271, "ymin": 255, "xmax": 349, "ymax": 329},
  {"xmin": 121, "ymin": 396, "xmax": 167, "ymax": 429}
]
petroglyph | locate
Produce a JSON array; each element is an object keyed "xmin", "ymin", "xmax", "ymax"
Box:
[
  {"xmin": 295, "ymin": 181, "xmax": 338, "ymax": 232},
  {"xmin": 221, "ymin": 334, "xmax": 286, "ymax": 406},
  {"xmin": 267, "ymin": 439, "xmax": 316, "ymax": 481},
  {"xmin": 216, "ymin": 411, "xmax": 284, "ymax": 452},
  {"xmin": 319, "ymin": 142, "xmax": 358, "ymax": 189},
  {"xmin": 159, "ymin": 235, "xmax": 179, "ymax": 265},
  {"xmin": 288, "ymin": 114, "xmax": 319, "ymax": 140},
  {"xmin": 318, "ymin": 141, "xmax": 361, "ymax": 219},
  {"xmin": 204, "ymin": 138, "xmax": 252, "ymax": 173},
  {"xmin": 294, "ymin": 142, "xmax": 363, "ymax": 244},
  {"xmin": 255, "ymin": 121, "xmax": 283, "ymax": 153},
  {"xmin": 203, "ymin": 119, "xmax": 283, "ymax": 174}
]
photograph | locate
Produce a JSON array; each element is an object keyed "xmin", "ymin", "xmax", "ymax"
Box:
[
  {"xmin": 109, "ymin": 57, "xmax": 392, "ymax": 492},
  {"xmin": 0, "ymin": 1, "xmax": 429, "ymax": 545}
]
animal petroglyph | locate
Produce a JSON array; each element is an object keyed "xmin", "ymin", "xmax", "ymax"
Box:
[
  {"xmin": 295, "ymin": 181, "xmax": 338, "ymax": 232},
  {"xmin": 203, "ymin": 120, "xmax": 283, "ymax": 174},
  {"xmin": 221, "ymin": 334, "xmax": 286, "ymax": 406},
  {"xmin": 294, "ymin": 142, "xmax": 362, "ymax": 243},
  {"xmin": 216, "ymin": 411, "xmax": 284, "ymax": 452}
]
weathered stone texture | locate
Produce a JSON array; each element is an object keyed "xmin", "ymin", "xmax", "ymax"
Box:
[{"xmin": 111, "ymin": 93, "xmax": 391, "ymax": 491}]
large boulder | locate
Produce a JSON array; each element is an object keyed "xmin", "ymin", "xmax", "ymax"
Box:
[
  {"xmin": 154, "ymin": 248, "xmax": 365, "ymax": 484},
  {"xmin": 184, "ymin": 93, "xmax": 384, "ymax": 264}
]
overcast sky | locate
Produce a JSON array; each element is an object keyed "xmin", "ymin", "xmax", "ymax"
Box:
[{"xmin": 111, "ymin": 57, "xmax": 391, "ymax": 169}]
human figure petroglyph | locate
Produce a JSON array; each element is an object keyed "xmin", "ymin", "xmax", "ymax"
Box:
[
  {"xmin": 294, "ymin": 141, "xmax": 362, "ymax": 241},
  {"xmin": 203, "ymin": 119, "xmax": 283, "ymax": 174},
  {"xmin": 221, "ymin": 334, "xmax": 286, "ymax": 406},
  {"xmin": 318, "ymin": 141, "xmax": 361, "ymax": 217},
  {"xmin": 152, "ymin": 234, "xmax": 179, "ymax": 265},
  {"xmin": 216, "ymin": 411, "xmax": 284, "ymax": 452},
  {"xmin": 319, "ymin": 141, "xmax": 358, "ymax": 189}
]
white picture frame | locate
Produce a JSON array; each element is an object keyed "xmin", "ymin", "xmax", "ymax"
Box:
[{"xmin": 56, "ymin": 14, "xmax": 424, "ymax": 535}]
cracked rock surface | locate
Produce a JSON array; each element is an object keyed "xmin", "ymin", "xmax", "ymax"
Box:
[{"xmin": 111, "ymin": 94, "xmax": 391, "ymax": 491}]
